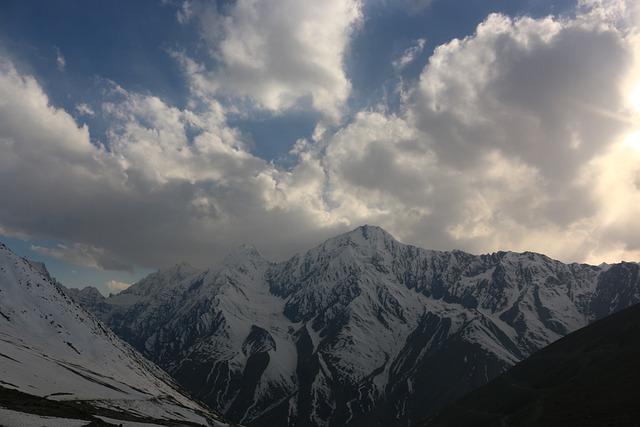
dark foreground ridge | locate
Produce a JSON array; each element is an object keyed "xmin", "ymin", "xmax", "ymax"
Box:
[{"xmin": 422, "ymin": 303, "xmax": 640, "ymax": 426}]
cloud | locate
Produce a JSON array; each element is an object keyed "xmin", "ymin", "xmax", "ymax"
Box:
[
  {"xmin": 292, "ymin": 0, "xmax": 640, "ymax": 263},
  {"xmin": 106, "ymin": 279, "xmax": 131, "ymax": 294},
  {"xmin": 441, "ymin": 4, "xmax": 637, "ymax": 260},
  {"xmin": 31, "ymin": 243, "xmax": 133, "ymax": 272},
  {"xmin": 176, "ymin": 0, "xmax": 194, "ymax": 24},
  {"xmin": 405, "ymin": 0, "xmax": 434, "ymax": 15},
  {"xmin": 54, "ymin": 46, "xmax": 66, "ymax": 71},
  {"xmin": 0, "ymin": 58, "xmax": 345, "ymax": 269},
  {"xmin": 175, "ymin": 0, "xmax": 362, "ymax": 120},
  {"xmin": 1, "ymin": 0, "xmax": 639, "ymax": 274},
  {"xmin": 75, "ymin": 103, "xmax": 95, "ymax": 117},
  {"xmin": 393, "ymin": 38, "xmax": 427, "ymax": 70}
]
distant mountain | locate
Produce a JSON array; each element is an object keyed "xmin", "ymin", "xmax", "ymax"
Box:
[
  {"xmin": 421, "ymin": 302, "xmax": 640, "ymax": 426},
  {"xmin": 69, "ymin": 225, "xmax": 640, "ymax": 427},
  {"xmin": 0, "ymin": 243, "xmax": 232, "ymax": 427}
]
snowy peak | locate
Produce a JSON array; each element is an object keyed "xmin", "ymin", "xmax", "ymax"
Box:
[
  {"xmin": 346, "ymin": 224, "xmax": 397, "ymax": 244},
  {"xmin": 222, "ymin": 243, "xmax": 269, "ymax": 272},
  {"xmin": 121, "ymin": 261, "xmax": 200, "ymax": 298},
  {"xmin": 225, "ymin": 243, "xmax": 262, "ymax": 262},
  {"xmin": 170, "ymin": 260, "xmax": 201, "ymax": 278},
  {"xmin": 63, "ymin": 285, "xmax": 107, "ymax": 313},
  {"xmin": 267, "ymin": 225, "xmax": 403, "ymax": 293},
  {"xmin": 320, "ymin": 224, "xmax": 400, "ymax": 255},
  {"xmin": 195, "ymin": 244, "xmax": 270, "ymax": 295}
]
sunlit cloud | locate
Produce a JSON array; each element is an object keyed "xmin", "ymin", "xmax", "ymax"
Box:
[
  {"xmin": 175, "ymin": 0, "xmax": 362, "ymax": 120},
  {"xmin": 106, "ymin": 279, "xmax": 131, "ymax": 294}
]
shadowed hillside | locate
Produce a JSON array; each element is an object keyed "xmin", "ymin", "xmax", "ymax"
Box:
[{"xmin": 421, "ymin": 303, "xmax": 640, "ymax": 426}]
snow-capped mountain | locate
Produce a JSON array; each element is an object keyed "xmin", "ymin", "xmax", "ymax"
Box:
[
  {"xmin": 71, "ymin": 225, "xmax": 640, "ymax": 427},
  {"xmin": 0, "ymin": 243, "xmax": 231, "ymax": 427}
]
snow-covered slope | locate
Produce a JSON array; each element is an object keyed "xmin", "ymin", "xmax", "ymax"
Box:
[
  {"xmin": 71, "ymin": 226, "xmax": 640, "ymax": 427},
  {"xmin": 0, "ymin": 243, "xmax": 231, "ymax": 426}
]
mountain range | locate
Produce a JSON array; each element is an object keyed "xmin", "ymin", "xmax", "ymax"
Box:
[
  {"xmin": 65, "ymin": 225, "xmax": 640, "ymax": 426},
  {"xmin": 0, "ymin": 242, "xmax": 232, "ymax": 426}
]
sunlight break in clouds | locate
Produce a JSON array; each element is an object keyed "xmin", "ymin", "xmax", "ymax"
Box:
[{"xmin": 0, "ymin": 0, "xmax": 639, "ymax": 282}]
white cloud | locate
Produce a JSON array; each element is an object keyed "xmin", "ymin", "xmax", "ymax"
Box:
[
  {"xmin": 176, "ymin": 0, "xmax": 362, "ymax": 120},
  {"xmin": 75, "ymin": 103, "xmax": 95, "ymax": 117},
  {"xmin": 176, "ymin": 0, "xmax": 194, "ymax": 24},
  {"xmin": 401, "ymin": 1, "xmax": 639, "ymax": 261},
  {"xmin": 393, "ymin": 38, "xmax": 427, "ymax": 70},
  {"xmin": 106, "ymin": 279, "xmax": 131, "ymax": 294}
]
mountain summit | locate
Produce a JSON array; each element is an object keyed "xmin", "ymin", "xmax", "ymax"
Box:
[
  {"xmin": 68, "ymin": 226, "xmax": 640, "ymax": 427},
  {"xmin": 311, "ymin": 224, "xmax": 401, "ymax": 258}
]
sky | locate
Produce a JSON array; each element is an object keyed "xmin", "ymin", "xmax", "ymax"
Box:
[{"xmin": 0, "ymin": 0, "xmax": 639, "ymax": 295}]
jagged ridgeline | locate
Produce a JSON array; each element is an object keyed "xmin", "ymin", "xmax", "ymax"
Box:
[{"xmin": 66, "ymin": 225, "xmax": 640, "ymax": 427}]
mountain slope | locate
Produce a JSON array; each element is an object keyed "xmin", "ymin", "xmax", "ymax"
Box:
[
  {"xmin": 70, "ymin": 225, "xmax": 640, "ymax": 427},
  {"xmin": 0, "ymin": 243, "xmax": 232, "ymax": 427},
  {"xmin": 421, "ymin": 302, "xmax": 640, "ymax": 426}
]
